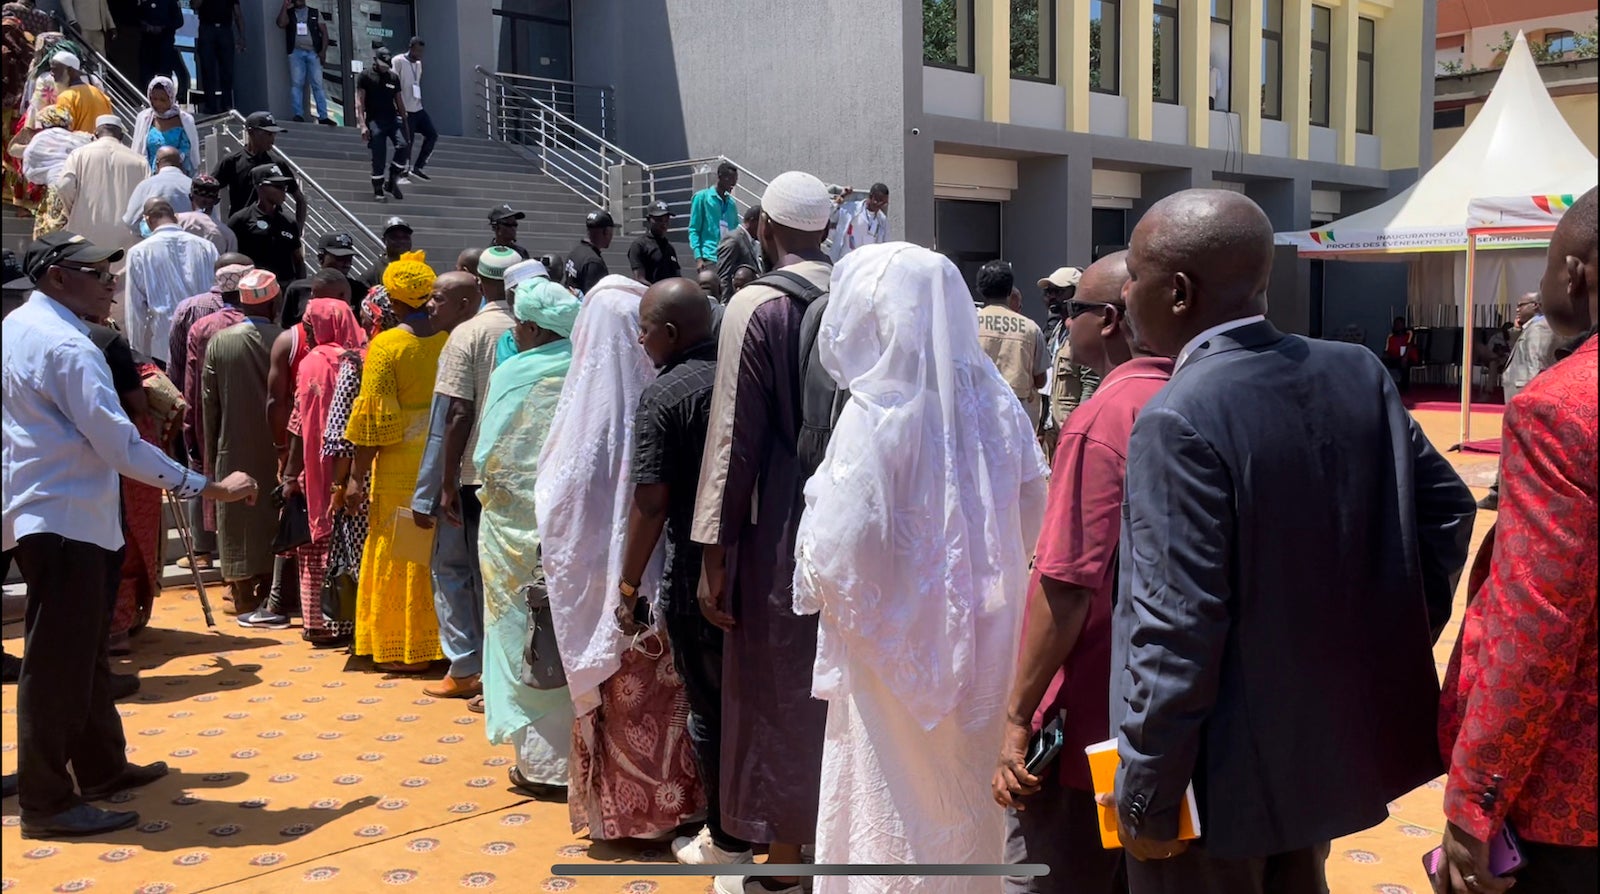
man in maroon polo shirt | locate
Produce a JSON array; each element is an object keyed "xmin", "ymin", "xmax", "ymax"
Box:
[{"xmin": 992, "ymin": 250, "xmax": 1174, "ymax": 894}]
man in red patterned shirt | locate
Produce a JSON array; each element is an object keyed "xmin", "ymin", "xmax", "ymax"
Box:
[{"xmin": 1436, "ymin": 185, "xmax": 1598, "ymax": 893}]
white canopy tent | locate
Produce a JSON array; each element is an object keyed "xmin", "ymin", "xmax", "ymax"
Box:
[{"xmin": 1277, "ymin": 33, "xmax": 1597, "ymax": 258}]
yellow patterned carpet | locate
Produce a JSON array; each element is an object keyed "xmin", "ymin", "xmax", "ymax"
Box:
[{"xmin": 1, "ymin": 409, "xmax": 1504, "ymax": 894}]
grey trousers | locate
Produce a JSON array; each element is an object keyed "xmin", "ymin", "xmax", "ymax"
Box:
[
  {"xmin": 1125, "ymin": 841, "xmax": 1330, "ymax": 894},
  {"xmin": 1004, "ymin": 772, "xmax": 1126, "ymax": 894}
]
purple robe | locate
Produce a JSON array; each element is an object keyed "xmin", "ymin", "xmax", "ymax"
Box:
[{"xmin": 691, "ymin": 260, "xmax": 832, "ymax": 845}]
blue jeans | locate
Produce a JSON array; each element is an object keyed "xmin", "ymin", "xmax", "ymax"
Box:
[
  {"xmin": 429, "ymin": 486, "xmax": 484, "ymax": 679},
  {"xmin": 288, "ymin": 48, "xmax": 327, "ymax": 120}
]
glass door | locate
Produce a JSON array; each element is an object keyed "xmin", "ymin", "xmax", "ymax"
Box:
[
  {"xmin": 493, "ymin": 1, "xmax": 574, "ymax": 82},
  {"xmin": 321, "ymin": 0, "xmax": 416, "ymax": 126}
]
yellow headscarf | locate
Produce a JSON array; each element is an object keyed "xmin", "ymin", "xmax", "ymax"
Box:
[{"xmin": 382, "ymin": 250, "xmax": 436, "ymax": 308}]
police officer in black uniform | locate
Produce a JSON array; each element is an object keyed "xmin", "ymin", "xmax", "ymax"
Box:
[
  {"xmin": 628, "ymin": 201, "xmax": 681, "ymax": 285},
  {"xmin": 228, "ymin": 164, "xmax": 301, "ymax": 286},
  {"xmin": 565, "ymin": 209, "xmax": 613, "ymax": 293}
]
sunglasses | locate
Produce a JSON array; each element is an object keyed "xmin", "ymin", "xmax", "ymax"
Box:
[
  {"xmin": 55, "ymin": 263, "xmax": 116, "ymax": 284},
  {"xmin": 1065, "ymin": 299, "xmax": 1114, "ymax": 318}
]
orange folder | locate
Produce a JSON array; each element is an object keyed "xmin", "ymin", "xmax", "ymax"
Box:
[{"xmin": 1085, "ymin": 738, "xmax": 1202, "ymax": 849}]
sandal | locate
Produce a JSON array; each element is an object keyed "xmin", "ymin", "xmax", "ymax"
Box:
[{"xmin": 508, "ymin": 766, "xmax": 567, "ymax": 801}]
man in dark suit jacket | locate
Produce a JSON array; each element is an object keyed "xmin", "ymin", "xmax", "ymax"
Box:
[{"xmin": 1107, "ymin": 190, "xmax": 1476, "ymax": 894}]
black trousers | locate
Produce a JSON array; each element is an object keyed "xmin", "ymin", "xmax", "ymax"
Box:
[
  {"xmin": 196, "ymin": 24, "xmax": 236, "ymax": 115},
  {"xmin": 664, "ymin": 609, "xmax": 747, "ymax": 851},
  {"xmin": 1516, "ymin": 840, "xmax": 1599, "ymax": 893},
  {"xmin": 367, "ymin": 116, "xmax": 410, "ymax": 180},
  {"xmin": 12, "ymin": 533, "xmax": 130, "ymax": 817},
  {"xmin": 1004, "ymin": 776, "xmax": 1126, "ymax": 894},
  {"xmin": 407, "ymin": 109, "xmax": 438, "ymax": 171},
  {"xmin": 1124, "ymin": 841, "xmax": 1330, "ymax": 894}
]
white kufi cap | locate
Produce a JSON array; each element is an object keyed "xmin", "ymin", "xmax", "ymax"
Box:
[
  {"xmin": 52, "ymin": 51, "xmax": 81, "ymax": 72},
  {"xmin": 761, "ymin": 171, "xmax": 833, "ymax": 232},
  {"xmin": 503, "ymin": 259, "xmax": 549, "ymax": 291},
  {"xmin": 94, "ymin": 114, "xmax": 124, "ymax": 131}
]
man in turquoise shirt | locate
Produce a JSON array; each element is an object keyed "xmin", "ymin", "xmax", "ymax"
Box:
[{"xmin": 688, "ymin": 161, "xmax": 740, "ymax": 270}]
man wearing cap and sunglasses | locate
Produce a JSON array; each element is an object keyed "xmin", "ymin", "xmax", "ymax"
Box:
[
  {"xmin": 566, "ymin": 209, "xmax": 614, "ymax": 293},
  {"xmin": 282, "ymin": 232, "xmax": 368, "ymax": 325},
  {"xmin": 360, "ymin": 215, "xmax": 414, "ymax": 287},
  {"xmin": 176, "ymin": 174, "xmax": 239, "ymax": 255},
  {"xmin": 3, "ymin": 232, "xmax": 259, "ymax": 838},
  {"xmin": 228, "ymin": 163, "xmax": 301, "ymax": 287},
  {"xmin": 1038, "ymin": 266, "xmax": 1101, "ymax": 430},
  {"xmin": 630, "ymin": 201, "xmax": 682, "ymax": 285},
  {"xmin": 487, "ymin": 204, "xmax": 531, "ymax": 260},
  {"xmin": 212, "ymin": 112, "xmax": 306, "ymax": 258}
]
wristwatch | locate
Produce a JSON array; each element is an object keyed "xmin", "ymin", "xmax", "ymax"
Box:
[{"xmin": 617, "ymin": 579, "xmax": 638, "ymax": 599}]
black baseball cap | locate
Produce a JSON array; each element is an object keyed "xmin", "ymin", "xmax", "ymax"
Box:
[
  {"xmin": 15, "ymin": 231, "xmax": 125, "ymax": 289},
  {"xmin": 251, "ymin": 163, "xmax": 292, "ymax": 187},
  {"xmin": 318, "ymin": 232, "xmax": 357, "ymax": 257},
  {"xmin": 646, "ymin": 200, "xmax": 672, "ymax": 219},
  {"xmin": 586, "ymin": 210, "xmax": 615, "ymax": 229},
  {"xmin": 245, "ymin": 111, "xmax": 286, "ymax": 133},
  {"xmin": 382, "ymin": 216, "xmax": 412, "ymax": 235},
  {"xmin": 488, "ymin": 204, "xmax": 525, "ymax": 224}
]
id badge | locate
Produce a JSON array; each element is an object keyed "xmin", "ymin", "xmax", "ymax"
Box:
[
  {"xmin": 296, "ymin": 22, "xmax": 309, "ymax": 36},
  {"xmin": 411, "ymin": 84, "xmax": 422, "ymax": 100}
]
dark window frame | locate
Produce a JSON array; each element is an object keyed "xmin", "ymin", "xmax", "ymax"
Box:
[
  {"xmin": 924, "ymin": 0, "xmax": 978, "ymax": 73},
  {"xmin": 1356, "ymin": 16, "xmax": 1375, "ymax": 134},
  {"xmin": 1010, "ymin": 0, "xmax": 1057, "ymax": 83},
  {"xmin": 1153, "ymin": 0, "xmax": 1181, "ymax": 104},
  {"xmin": 1310, "ymin": 4, "xmax": 1331, "ymax": 126},
  {"xmin": 1261, "ymin": 0, "xmax": 1283, "ymax": 120},
  {"xmin": 1091, "ymin": 0, "xmax": 1122, "ymax": 95}
]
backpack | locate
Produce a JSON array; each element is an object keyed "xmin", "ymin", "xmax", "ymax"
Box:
[{"xmin": 751, "ymin": 269, "xmax": 847, "ymax": 478}]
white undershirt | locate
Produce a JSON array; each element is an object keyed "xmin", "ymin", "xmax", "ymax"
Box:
[{"xmin": 1175, "ymin": 314, "xmax": 1266, "ymax": 371}]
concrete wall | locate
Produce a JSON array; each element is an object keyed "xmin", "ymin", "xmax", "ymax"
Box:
[{"xmin": 575, "ymin": 0, "xmax": 909, "ymax": 240}]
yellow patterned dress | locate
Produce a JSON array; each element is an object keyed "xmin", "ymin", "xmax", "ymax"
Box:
[{"xmin": 343, "ymin": 326, "xmax": 448, "ymax": 665}]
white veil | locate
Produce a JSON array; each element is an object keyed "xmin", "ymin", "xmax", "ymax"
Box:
[
  {"xmin": 794, "ymin": 243, "xmax": 1050, "ymax": 732},
  {"xmin": 533, "ymin": 275, "xmax": 662, "ymax": 716}
]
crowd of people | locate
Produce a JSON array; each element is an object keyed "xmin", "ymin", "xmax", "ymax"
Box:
[{"xmin": 2, "ymin": 6, "xmax": 1596, "ymax": 891}]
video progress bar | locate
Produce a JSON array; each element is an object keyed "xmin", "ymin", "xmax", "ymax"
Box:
[{"xmin": 550, "ymin": 864, "xmax": 1049, "ymax": 877}]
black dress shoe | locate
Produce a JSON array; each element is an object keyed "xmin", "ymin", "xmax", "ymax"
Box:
[
  {"xmin": 2, "ymin": 772, "xmax": 16, "ymax": 798},
  {"xmin": 1477, "ymin": 490, "xmax": 1499, "ymax": 511},
  {"xmin": 108, "ymin": 673, "xmax": 140, "ymax": 701},
  {"xmin": 20, "ymin": 803, "xmax": 139, "ymax": 838},
  {"xmin": 1, "ymin": 650, "xmax": 19, "ymax": 683},
  {"xmin": 79, "ymin": 761, "xmax": 168, "ymax": 801},
  {"xmin": 507, "ymin": 766, "xmax": 566, "ymax": 801}
]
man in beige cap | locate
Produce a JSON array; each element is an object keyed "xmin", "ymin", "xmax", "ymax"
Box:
[
  {"xmin": 202, "ymin": 270, "xmax": 285, "ymax": 615},
  {"xmin": 688, "ymin": 170, "xmax": 835, "ymax": 890},
  {"xmin": 1038, "ymin": 265, "xmax": 1100, "ymax": 430}
]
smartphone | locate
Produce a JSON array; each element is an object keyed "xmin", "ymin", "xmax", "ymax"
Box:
[
  {"xmin": 1024, "ymin": 714, "xmax": 1065, "ymax": 776},
  {"xmin": 1422, "ymin": 824, "xmax": 1526, "ymax": 883}
]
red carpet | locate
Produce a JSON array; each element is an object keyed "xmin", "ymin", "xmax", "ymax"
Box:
[
  {"xmin": 1459, "ymin": 438, "xmax": 1502, "ymax": 455},
  {"xmin": 1401, "ymin": 384, "xmax": 1506, "ymax": 414}
]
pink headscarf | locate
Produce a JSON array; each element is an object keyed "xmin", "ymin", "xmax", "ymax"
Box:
[{"xmin": 302, "ymin": 297, "xmax": 366, "ymax": 352}]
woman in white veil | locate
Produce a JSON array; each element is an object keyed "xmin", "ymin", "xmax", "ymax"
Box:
[
  {"xmin": 794, "ymin": 243, "xmax": 1050, "ymax": 891},
  {"xmin": 534, "ymin": 274, "xmax": 706, "ymax": 840}
]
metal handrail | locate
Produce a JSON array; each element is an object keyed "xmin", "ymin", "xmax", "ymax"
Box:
[
  {"xmin": 195, "ymin": 112, "xmax": 385, "ymax": 274},
  {"xmin": 58, "ymin": 19, "xmax": 147, "ymax": 128},
  {"xmin": 490, "ymin": 71, "xmax": 615, "ymax": 139}
]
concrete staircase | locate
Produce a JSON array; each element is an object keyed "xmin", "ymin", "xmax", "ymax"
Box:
[{"xmin": 271, "ymin": 121, "xmax": 651, "ymax": 274}]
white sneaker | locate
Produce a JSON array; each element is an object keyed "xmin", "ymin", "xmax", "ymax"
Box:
[
  {"xmin": 674, "ymin": 827, "xmax": 753, "ymax": 865},
  {"xmin": 713, "ymin": 877, "xmax": 800, "ymax": 894}
]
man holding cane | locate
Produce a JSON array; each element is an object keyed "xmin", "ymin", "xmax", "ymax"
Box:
[{"xmin": 3, "ymin": 232, "xmax": 259, "ymax": 838}]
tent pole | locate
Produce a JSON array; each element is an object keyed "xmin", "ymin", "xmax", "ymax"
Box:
[{"xmin": 1460, "ymin": 236, "xmax": 1478, "ymax": 448}]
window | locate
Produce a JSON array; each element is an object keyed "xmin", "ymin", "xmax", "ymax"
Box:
[
  {"xmin": 1545, "ymin": 30, "xmax": 1577, "ymax": 57},
  {"xmin": 1090, "ymin": 0, "xmax": 1120, "ymax": 94},
  {"xmin": 1011, "ymin": 1, "xmax": 1055, "ymax": 81},
  {"xmin": 1433, "ymin": 107, "xmax": 1466, "ymax": 128},
  {"xmin": 1153, "ymin": 1, "xmax": 1179, "ymax": 103},
  {"xmin": 1210, "ymin": 0, "xmax": 1232, "ymax": 111},
  {"xmin": 1357, "ymin": 17, "xmax": 1375, "ymax": 133},
  {"xmin": 1261, "ymin": 0, "xmax": 1282, "ymax": 120},
  {"xmin": 1310, "ymin": 5, "xmax": 1330, "ymax": 126},
  {"xmin": 925, "ymin": 0, "xmax": 975, "ymax": 71}
]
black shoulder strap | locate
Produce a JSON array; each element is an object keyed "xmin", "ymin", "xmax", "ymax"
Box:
[{"xmin": 752, "ymin": 269, "xmax": 826, "ymax": 306}]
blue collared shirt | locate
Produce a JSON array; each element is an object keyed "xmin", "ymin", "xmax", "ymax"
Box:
[
  {"xmin": 688, "ymin": 187, "xmax": 740, "ymax": 263},
  {"xmin": 3, "ymin": 291, "xmax": 205, "ymax": 552}
]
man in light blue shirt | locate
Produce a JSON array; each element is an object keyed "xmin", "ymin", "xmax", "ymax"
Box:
[
  {"xmin": 122, "ymin": 198, "xmax": 218, "ymax": 367},
  {"xmin": 2, "ymin": 232, "xmax": 258, "ymax": 839},
  {"xmin": 121, "ymin": 146, "xmax": 194, "ymax": 233},
  {"xmin": 688, "ymin": 161, "xmax": 741, "ymax": 271}
]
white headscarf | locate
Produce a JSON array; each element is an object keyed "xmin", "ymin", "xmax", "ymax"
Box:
[
  {"xmin": 794, "ymin": 243, "xmax": 1050, "ymax": 732},
  {"xmin": 533, "ymin": 274, "xmax": 661, "ymax": 716}
]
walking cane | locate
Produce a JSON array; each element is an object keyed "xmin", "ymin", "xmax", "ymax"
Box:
[{"xmin": 164, "ymin": 491, "xmax": 216, "ymax": 629}]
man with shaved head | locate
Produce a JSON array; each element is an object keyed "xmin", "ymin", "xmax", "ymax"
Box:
[
  {"xmin": 122, "ymin": 146, "xmax": 194, "ymax": 233},
  {"xmin": 1103, "ymin": 189, "xmax": 1475, "ymax": 893},
  {"xmin": 993, "ymin": 250, "xmax": 1168, "ymax": 894},
  {"xmin": 614, "ymin": 277, "xmax": 744, "ymax": 862},
  {"xmin": 123, "ymin": 196, "xmax": 218, "ymax": 367},
  {"xmin": 1436, "ymin": 186, "xmax": 1598, "ymax": 894}
]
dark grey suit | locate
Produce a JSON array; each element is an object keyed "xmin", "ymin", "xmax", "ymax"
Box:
[{"xmin": 1111, "ymin": 321, "xmax": 1475, "ymax": 890}]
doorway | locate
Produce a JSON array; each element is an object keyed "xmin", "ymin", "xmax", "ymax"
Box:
[
  {"xmin": 493, "ymin": 0, "xmax": 574, "ymax": 82},
  {"xmin": 935, "ymin": 199, "xmax": 1004, "ymax": 299},
  {"xmin": 323, "ymin": 0, "xmax": 416, "ymax": 126}
]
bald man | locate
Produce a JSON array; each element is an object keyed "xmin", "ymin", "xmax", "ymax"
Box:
[
  {"xmin": 1436, "ymin": 186, "xmax": 1598, "ymax": 894},
  {"xmin": 1104, "ymin": 189, "xmax": 1475, "ymax": 893},
  {"xmin": 123, "ymin": 196, "xmax": 218, "ymax": 366},
  {"xmin": 123, "ymin": 146, "xmax": 195, "ymax": 233},
  {"xmin": 611, "ymin": 278, "xmax": 748, "ymax": 863},
  {"xmin": 457, "ymin": 247, "xmax": 483, "ymax": 275}
]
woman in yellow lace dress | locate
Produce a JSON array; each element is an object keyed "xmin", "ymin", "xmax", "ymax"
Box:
[{"xmin": 340, "ymin": 252, "xmax": 453, "ymax": 672}]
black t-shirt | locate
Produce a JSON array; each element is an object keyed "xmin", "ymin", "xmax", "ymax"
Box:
[
  {"xmin": 213, "ymin": 148, "xmax": 300, "ymax": 217},
  {"xmin": 630, "ymin": 340, "xmax": 717, "ymax": 614},
  {"xmin": 628, "ymin": 233, "xmax": 680, "ymax": 284},
  {"xmin": 564, "ymin": 239, "xmax": 608, "ymax": 293},
  {"xmin": 87, "ymin": 324, "xmax": 145, "ymax": 397},
  {"xmin": 229, "ymin": 204, "xmax": 300, "ymax": 286},
  {"xmin": 281, "ymin": 273, "xmax": 366, "ymax": 326},
  {"xmin": 196, "ymin": 0, "xmax": 237, "ymax": 26},
  {"xmin": 358, "ymin": 69, "xmax": 402, "ymax": 121}
]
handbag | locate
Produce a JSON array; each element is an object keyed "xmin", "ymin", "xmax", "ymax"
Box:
[
  {"xmin": 319, "ymin": 515, "xmax": 359, "ymax": 625},
  {"xmin": 520, "ymin": 547, "xmax": 567, "ymax": 690},
  {"xmin": 271, "ymin": 486, "xmax": 312, "ymax": 555}
]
